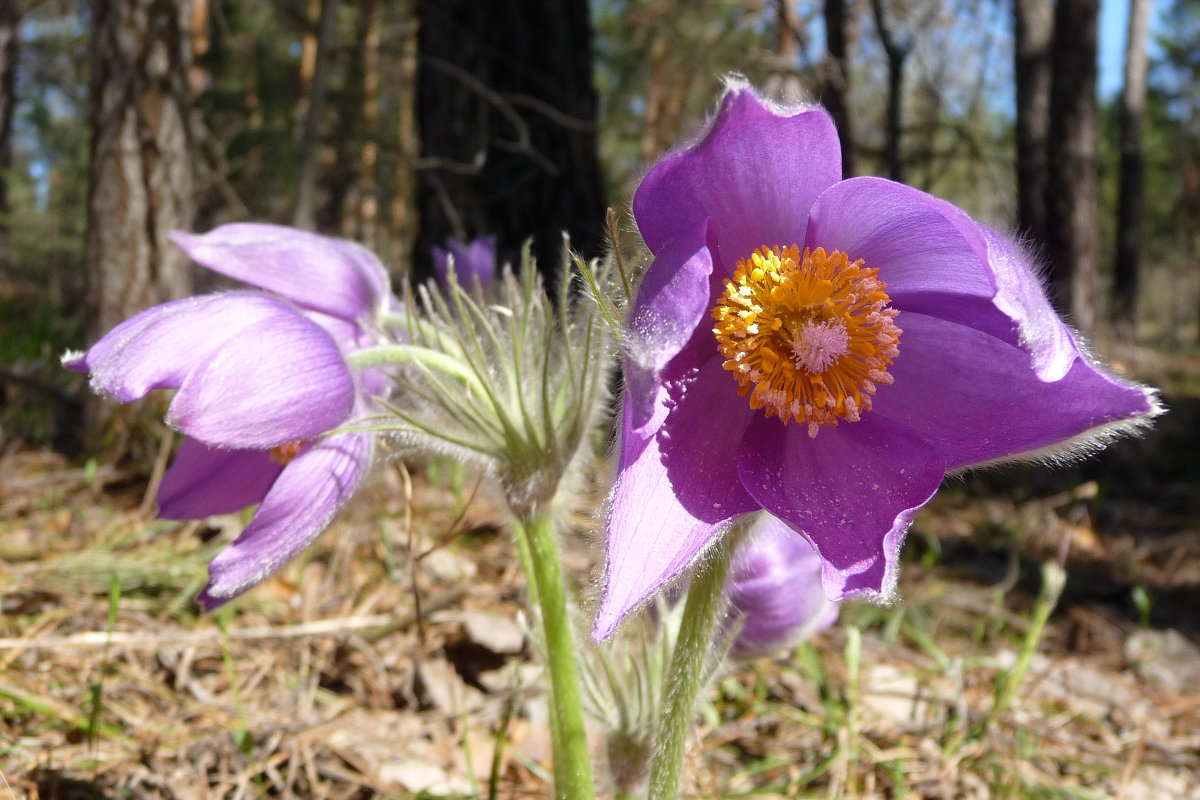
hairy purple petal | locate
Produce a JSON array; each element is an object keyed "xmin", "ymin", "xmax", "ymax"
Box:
[
  {"xmin": 980, "ymin": 227, "xmax": 1084, "ymax": 381},
  {"xmin": 804, "ymin": 177, "xmax": 1016, "ymax": 339},
  {"xmin": 594, "ymin": 382, "xmax": 757, "ymax": 640},
  {"xmin": 158, "ymin": 438, "xmax": 283, "ymax": 519},
  {"xmin": 167, "ymin": 308, "xmax": 355, "ymax": 448},
  {"xmin": 736, "ymin": 414, "xmax": 944, "ymax": 600},
  {"xmin": 198, "ymin": 430, "xmax": 373, "ymax": 609},
  {"xmin": 625, "ymin": 221, "xmax": 715, "ymax": 431},
  {"xmin": 79, "ymin": 294, "xmax": 295, "ymax": 403},
  {"xmin": 634, "ymin": 85, "xmax": 840, "ymax": 266},
  {"xmin": 874, "ymin": 312, "xmax": 1156, "ymax": 469},
  {"xmin": 171, "ymin": 224, "xmax": 390, "ymax": 322}
]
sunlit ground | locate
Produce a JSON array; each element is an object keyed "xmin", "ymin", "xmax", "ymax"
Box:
[{"xmin": 2, "ymin": 394, "xmax": 1198, "ymax": 800}]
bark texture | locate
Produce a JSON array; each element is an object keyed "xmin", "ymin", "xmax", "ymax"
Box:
[
  {"xmin": 86, "ymin": 0, "xmax": 196, "ymax": 439},
  {"xmin": 0, "ymin": 0, "xmax": 21, "ymax": 265},
  {"xmin": 1013, "ymin": 0, "xmax": 1053, "ymax": 245},
  {"xmin": 413, "ymin": 0, "xmax": 607, "ymax": 287},
  {"xmin": 822, "ymin": 0, "xmax": 856, "ymax": 177},
  {"xmin": 1113, "ymin": 0, "xmax": 1151, "ymax": 328},
  {"xmin": 1045, "ymin": 0, "xmax": 1100, "ymax": 333},
  {"xmin": 870, "ymin": 0, "xmax": 910, "ymax": 183}
]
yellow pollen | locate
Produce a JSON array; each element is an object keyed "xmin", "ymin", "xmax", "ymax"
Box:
[
  {"xmin": 711, "ymin": 245, "xmax": 901, "ymax": 436},
  {"xmin": 270, "ymin": 441, "xmax": 304, "ymax": 465}
]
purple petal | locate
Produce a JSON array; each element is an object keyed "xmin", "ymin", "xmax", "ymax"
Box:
[
  {"xmin": 198, "ymin": 430, "xmax": 373, "ymax": 608},
  {"xmin": 83, "ymin": 293, "xmax": 323, "ymax": 405},
  {"xmin": 594, "ymin": 369, "xmax": 758, "ymax": 640},
  {"xmin": 803, "ymin": 177, "xmax": 1019, "ymax": 340},
  {"xmin": 634, "ymin": 85, "xmax": 840, "ymax": 268},
  {"xmin": 624, "ymin": 221, "xmax": 714, "ymax": 432},
  {"xmin": 157, "ymin": 437, "xmax": 283, "ymax": 519},
  {"xmin": 171, "ymin": 224, "xmax": 390, "ymax": 322},
  {"xmin": 725, "ymin": 513, "xmax": 839, "ymax": 659},
  {"xmin": 980, "ymin": 227, "xmax": 1083, "ymax": 381},
  {"xmin": 737, "ymin": 414, "xmax": 945, "ymax": 601},
  {"xmin": 872, "ymin": 312, "xmax": 1156, "ymax": 469},
  {"xmin": 167, "ymin": 307, "xmax": 355, "ymax": 449}
]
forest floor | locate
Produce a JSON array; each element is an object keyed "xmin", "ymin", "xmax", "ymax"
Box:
[{"xmin": 1, "ymin": 387, "xmax": 1199, "ymax": 800}]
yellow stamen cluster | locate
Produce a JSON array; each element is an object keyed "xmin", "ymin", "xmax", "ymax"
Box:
[
  {"xmin": 270, "ymin": 441, "xmax": 303, "ymax": 465},
  {"xmin": 711, "ymin": 245, "xmax": 901, "ymax": 437}
]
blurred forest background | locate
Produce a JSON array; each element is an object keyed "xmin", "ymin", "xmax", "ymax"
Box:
[{"xmin": 0, "ymin": 0, "xmax": 1198, "ymax": 452}]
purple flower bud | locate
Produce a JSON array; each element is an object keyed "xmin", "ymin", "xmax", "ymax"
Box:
[
  {"xmin": 431, "ymin": 236, "xmax": 497, "ymax": 289},
  {"xmin": 723, "ymin": 515, "xmax": 839, "ymax": 659}
]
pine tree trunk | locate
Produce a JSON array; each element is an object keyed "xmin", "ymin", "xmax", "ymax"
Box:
[
  {"xmin": 293, "ymin": 0, "xmax": 339, "ymax": 230},
  {"xmin": 870, "ymin": 0, "xmax": 909, "ymax": 183},
  {"xmin": 413, "ymin": 0, "xmax": 607, "ymax": 287},
  {"xmin": 822, "ymin": 0, "xmax": 856, "ymax": 177},
  {"xmin": 1014, "ymin": 0, "xmax": 1052, "ymax": 246},
  {"xmin": 86, "ymin": 0, "xmax": 196, "ymax": 444},
  {"xmin": 0, "ymin": 0, "xmax": 21, "ymax": 270},
  {"xmin": 1044, "ymin": 0, "xmax": 1100, "ymax": 334},
  {"xmin": 1113, "ymin": 0, "xmax": 1151, "ymax": 330}
]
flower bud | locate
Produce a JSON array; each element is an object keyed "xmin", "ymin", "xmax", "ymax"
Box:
[{"xmin": 724, "ymin": 514, "xmax": 839, "ymax": 659}]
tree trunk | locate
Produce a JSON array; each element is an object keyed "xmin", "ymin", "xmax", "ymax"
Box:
[
  {"xmin": 413, "ymin": 0, "xmax": 607, "ymax": 288},
  {"xmin": 822, "ymin": 0, "xmax": 856, "ymax": 177},
  {"xmin": 1044, "ymin": 0, "xmax": 1100, "ymax": 333},
  {"xmin": 1113, "ymin": 0, "xmax": 1151, "ymax": 330},
  {"xmin": 870, "ymin": 0, "xmax": 910, "ymax": 183},
  {"xmin": 86, "ymin": 0, "xmax": 196, "ymax": 444},
  {"xmin": 0, "ymin": 0, "xmax": 21, "ymax": 270},
  {"xmin": 292, "ymin": 0, "xmax": 339, "ymax": 230},
  {"xmin": 1014, "ymin": 0, "xmax": 1053, "ymax": 246}
]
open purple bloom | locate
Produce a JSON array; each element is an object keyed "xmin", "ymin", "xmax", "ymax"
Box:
[
  {"xmin": 431, "ymin": 235, "xmax": 497, "ymax": 289},
  {"xmin": 723, "ymin": 514, "xmax": 839, "ymax": 660},
  {"xmin": 67, "ymin": 223, "xmax": 393, "ymax": 608},
  {"xmin": 593, "ymin": 83, "xmax": 1159, "ymax": 639}
]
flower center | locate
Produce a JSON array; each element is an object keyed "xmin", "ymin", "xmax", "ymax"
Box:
[
  {"xmin": 711, "ymin": 245, "xmax": 901, "ymax": 437},
  {"xmin": 270, "ymin": 441, "xmax": 304, "ymax": 465}
]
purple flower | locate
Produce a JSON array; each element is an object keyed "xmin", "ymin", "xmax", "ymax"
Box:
[
  {"xmin": 723, "ymin": 514, "xmax": 839, "ymax": 660},
  {"xmin": 67, "ymin": 224, "xmax": 393, "ymax": 608},
  {"xmin": 593, "ymin": 84, "xmax": 1158, "ymax": 639},
  {"xmin": 431, "ymin": 236, "xmax": 497, "ymax": 289}
]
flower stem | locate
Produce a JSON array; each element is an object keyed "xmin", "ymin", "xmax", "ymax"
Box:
[
  {"xmin": 511, "ymin": 512, "xmax": 595, "ymax": 800},
  {"xmin": 647, "ymin": 533, "xmax": 738, "ymax": 800},
  {"xmin": 993, "ymin": 560, "xmax": 1067, "ymax": 713}
]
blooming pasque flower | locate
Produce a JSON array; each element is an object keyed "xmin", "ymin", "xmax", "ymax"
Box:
[
  {"xmin": 593, "ymin": 83, "xmax": 1159, "ymax": 639},
  {"xmin": 431, "ymin": 235, "xmax": 497, "ymax": 289},
  {"xmin": 723, "ymin": 514, "xmax": 839, "ymax": 659},
  {"xmin": 66, "ymin": 223, "xmax": 394, "ymax": 608}
]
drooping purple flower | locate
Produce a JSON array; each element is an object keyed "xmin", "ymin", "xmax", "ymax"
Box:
[
  {"xmin": 722, "ymin": 514, "xmax": 839, "ymax": 660},
  {"xmin": 593, "ymin": 83, "xmax": 1159, "ymax": 639},
  {"xmin": 431, "ymin": 235, "xmax": 497, "ymax": 289},
  {"xmin": 67, "ymin": 223, "xmax": 394, "ymax": 608}
]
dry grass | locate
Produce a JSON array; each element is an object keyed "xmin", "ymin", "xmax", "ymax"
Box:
[{"xmin": 1, "ymin": 442, "xmax": 1198, "ymax": 800}]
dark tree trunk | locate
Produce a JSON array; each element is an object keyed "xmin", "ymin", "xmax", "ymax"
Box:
[
  {"xmin": 86, "ymin": 0, "xmax": 195, "ymax": 442},
  {"xmin": 293, "ymin": 0, "xmax": 339, "ymax": 231},
  {"xmin": 1113, "ymin": 0, "xmax": 1151, "ymax": 330},
  {"xmin": 870, "ymin": 0, "xmax": 910, "ymax": 183},
  {"xmin": 413, "ymin": 0, "xmax": 607, "ymax": 288},
  {"xmin": 822, "ymin": 0, "xmax": 856, "ymax": 177},
  {"xmin": 1014, "ymin": 0, "xmax": 1052, "ymax": 246},
  {"xmin": 1045, "ymin": 0, "xmax": 1100, "ymax": 333},
  {"xmin": 0, "ymin": 0, "xmax": 21, "ymax": 269}
]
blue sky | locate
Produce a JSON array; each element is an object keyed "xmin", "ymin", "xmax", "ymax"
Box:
[{"xmin": 1098, "ymin": 0, "xmax": 1165, "ymax": 99}]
